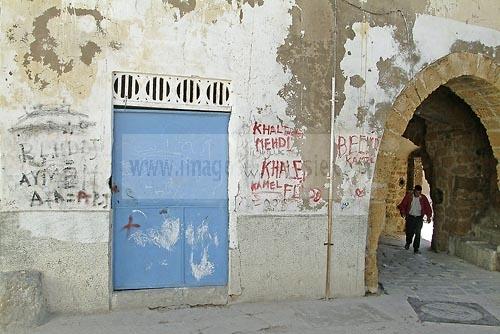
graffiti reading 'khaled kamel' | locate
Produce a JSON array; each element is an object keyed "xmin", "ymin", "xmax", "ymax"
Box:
[
  {"xmin": 249, "ymin": 121, "xmax": 306, "ymax": 208},
  {"xmin": 337, "ymin": 134, "xmax": 380, "ymax": 167},
  {"xmin": 252, "ymin": 159, "xmax": 304, "ymax": 197}
]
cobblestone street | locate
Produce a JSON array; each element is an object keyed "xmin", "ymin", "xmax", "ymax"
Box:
[
  {"xmin": 378, "ymin": 236, "xmax": 500, "ymax": 323},
  {"xmin": 378, "ymin": 236, "xmax": 500, "ymax": 302},
  {"xmin": 12, "ymin": 237, "xmax": 499, "ymax": 334}
]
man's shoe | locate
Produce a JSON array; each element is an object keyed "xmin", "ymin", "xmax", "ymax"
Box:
[
  {"xmin": 414, "ymin": 250, "xmax": 421, "ymax": 254},
  {"xmin": 404, "ymin": 244, "xmax": 410, "ymax": 250}
]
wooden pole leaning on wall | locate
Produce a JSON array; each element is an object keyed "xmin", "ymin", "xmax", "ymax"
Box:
[
  {"xmin": 325, "ymin": 0, "xmax": 338, "ymax": 299},
  {"xmin": 325, "ymin": 198, "xmax": 334, "ymax": 300},
  {"xmin": 325, "ymin": 117, "xmax": 336, "ymax": 300},
  {"xmin": 325, "ymin": 77, "xmax": 337, "ymax": 300}
]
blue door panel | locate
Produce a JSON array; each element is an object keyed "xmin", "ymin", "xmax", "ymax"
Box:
[
  {"xmin": 112, "ymin": 109, "xmax": 229, "ymax": 290},
  {"xmin": 113, "ymin": 207, "xmax": 184, "ymax": 289},
  {"xmin": 112, "ymin": 111, "xmax": 229, "ymax": 207}
]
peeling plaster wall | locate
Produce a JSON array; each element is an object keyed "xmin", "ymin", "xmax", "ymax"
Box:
[
  {"xmin": 1, "ymin": 0, "xmax": 334, "ymax": 312},
  {"xmin": 427, "ymin": 0, "xmax": 500, "ymax": 31},
  {"xmin": 1, "ymin": 0, "xmax": 500, "ymax": 313},
  {"xmin": 334, "ymin": 0, "xmax": 499, "ymax": 294}
]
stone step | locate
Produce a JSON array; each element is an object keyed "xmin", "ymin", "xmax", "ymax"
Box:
[
  {"xmin": 472, "ymin": 224, "xmax": 500, "ymax": 245},
  {"xmin": 448, "ymin": 236, "xmax": 499, "ymax": 271},
  {"xmin": 0, "ymin": 270, "xmax": 48, "ymax": 330}
]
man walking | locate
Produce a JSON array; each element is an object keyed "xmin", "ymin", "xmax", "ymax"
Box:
[{"xmin": 397, "ymin": 185, "xmax": 432, "ymax": 254}]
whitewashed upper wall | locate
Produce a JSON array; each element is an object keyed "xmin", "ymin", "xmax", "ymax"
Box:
[
  {"xmin": 1, "ymin": 0, "xmax": 317, "ymax": 219},
  {"xmin": 427, "ymin": 0, "xmax": 500, "ymax": 30},
  {"xmin": 1, "ymin": 0, "xmax": 499, "ymax": 220},
  {"xmin": 332, "ymin": 1, "xmax": 500, "ymax": 217}
]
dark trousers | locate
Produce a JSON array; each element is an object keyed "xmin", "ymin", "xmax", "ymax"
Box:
[{"xmin": 405, "ymin": 215, "xmax": 423, "ymax": 251}]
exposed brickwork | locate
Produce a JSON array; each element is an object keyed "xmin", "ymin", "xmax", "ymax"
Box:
[
  {"xmin": 383, "ymin": 157, "xmax": 408, "ymax": 236},
  {"xmin": 413, "ymin": 158, "xmax": 424, "ymax": 190},
  {"xmin": 383, "ymin": 153, "xmax": 425, "ymax": 238}
]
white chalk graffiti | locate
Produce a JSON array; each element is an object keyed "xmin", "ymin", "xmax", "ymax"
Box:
[
  {"xmin": 185, "ymin": 217, "xmax": 218, "ymax": 281},
  {"xmin": 129, "ymin": 211, "xmax": 180, "ymax": 251},
  {"xmin": 132, "ymin": 209, "xmax": 147, "ymax": 218},
  {"xmin": 190, "ymin": 248, "xmax": 215, "ymax": 281},
  {"xmin": 148, "ymin": 216, "xmax": 181, "ymax": 250},
  {"xmin": 128, "ymin": 210, "xmax": 219, "ymax": 280},
  {"xmin": 185, "ymin": 219, "xmax": 210, "ymax": 246},
  {"xmin": 129, "ymin": 230, "xmax": 148, "ymax": 247}
]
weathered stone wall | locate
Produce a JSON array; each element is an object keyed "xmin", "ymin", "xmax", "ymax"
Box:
[
  {"xmin": 383, "ymin": 156, "xmax": 408, "ymax": 236},
  {"xmin": 415, "ymin": 87, "xmax": 499, "ymax": 250},
  {"xmin": 383, "ymin": 153, "xmax": 426, "ymax": 236},
  {"xmin": 366, "ymin": 51, "xmax": 500, "ymax": 293},
  {"xmin": 335, "ymin": 0, "xmax": 499, "ymax": 294},
  {"xmin": 234, "ymin": 215, "xmax": 326, "ymax": 302},
  {"xmin": 0, "ymin": 212, "xmax": 109, "ymax": 313},
  {"xmin": 401, "ymin": 86, "xmax": 499, "ymax": 251},
  {"xmin": 413, "ymin": 158, "xmax": 424, "ymax": 190}
]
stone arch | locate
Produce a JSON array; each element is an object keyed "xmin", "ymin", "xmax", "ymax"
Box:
[{"xmin": 365, "ymin": 52, "xmax": 500, "ymax": 293}]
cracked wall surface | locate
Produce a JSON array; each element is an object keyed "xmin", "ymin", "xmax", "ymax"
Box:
[
  {"xmin": 1, "ymin": 0, "xmax": 500, "ymax": 312},
  {"xmin": 1, "ymin": 0, "xmax": 324, "ymax": 312},
  {"xmin": 332, "ymin": 0, "xmax": 499, "ymax": 295}
]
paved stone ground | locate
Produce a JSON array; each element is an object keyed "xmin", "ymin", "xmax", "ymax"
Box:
[
  {"xmin": 7, "ymin": 236, "xmax": 500, "ymax": 334},
  {"xmin": 378, "ymin": 236, "xmax": 500, "ymax": 307}
]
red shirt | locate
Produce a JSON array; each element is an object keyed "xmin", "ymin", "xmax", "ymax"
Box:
[{"xmin": 397, "ymin": 192, "xmax": 432, "ymax": 219}]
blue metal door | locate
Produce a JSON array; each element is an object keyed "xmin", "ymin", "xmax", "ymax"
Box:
[{"xmin": 112, "ymin": 109, "xmax": 229, "ymax": 290}]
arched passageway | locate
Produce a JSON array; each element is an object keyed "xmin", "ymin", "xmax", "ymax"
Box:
[
  {"xmin": 366, "ymin": 52, "xmax": 500, "ymax": 293},
  {"xmin": 402, "ymin": 86, "xmax": 498, "ymax": 251}
]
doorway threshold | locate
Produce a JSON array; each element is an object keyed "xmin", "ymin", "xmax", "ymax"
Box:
[{"xmin": 111, "ymin": 286, "xmax": 228, "ymax": 310}]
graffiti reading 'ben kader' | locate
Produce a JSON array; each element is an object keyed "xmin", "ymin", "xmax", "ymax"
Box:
[{"xmin": 337, "ymin": 134, "xmax": 380, "ymax": 167}]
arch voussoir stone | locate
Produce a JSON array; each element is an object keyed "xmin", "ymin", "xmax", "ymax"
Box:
[
  {"xmin": 476, "ymin": 58, "xmax": 496, "ymax": 83},
  {"xmin": 413, "ymin": 77, "xmax": 431, "ymax": 103},
  {"xmin": 400, "ymin": 87, "xmax": 422, "ymax": 116},
  {"xmin": 457, "ymin": 53, "xmax": 481, "ymax": 76},
  {"xmin": 434, "ymin": 57, "xmax": 463, "ymax": 81},
  {"xmin": 420, "ymin": 65, "xmax": 449, "ymax": 91},
  {"xmin": 385, "ymin": 110, "xmax": 411, "ymax": 135},
  {"xmin": 392, "ymin": 95, "xmax": 411, "ymax": 115},
  {"xmin": 495, "ymin": 73, "xmax": 500, "ymax": 88}
]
